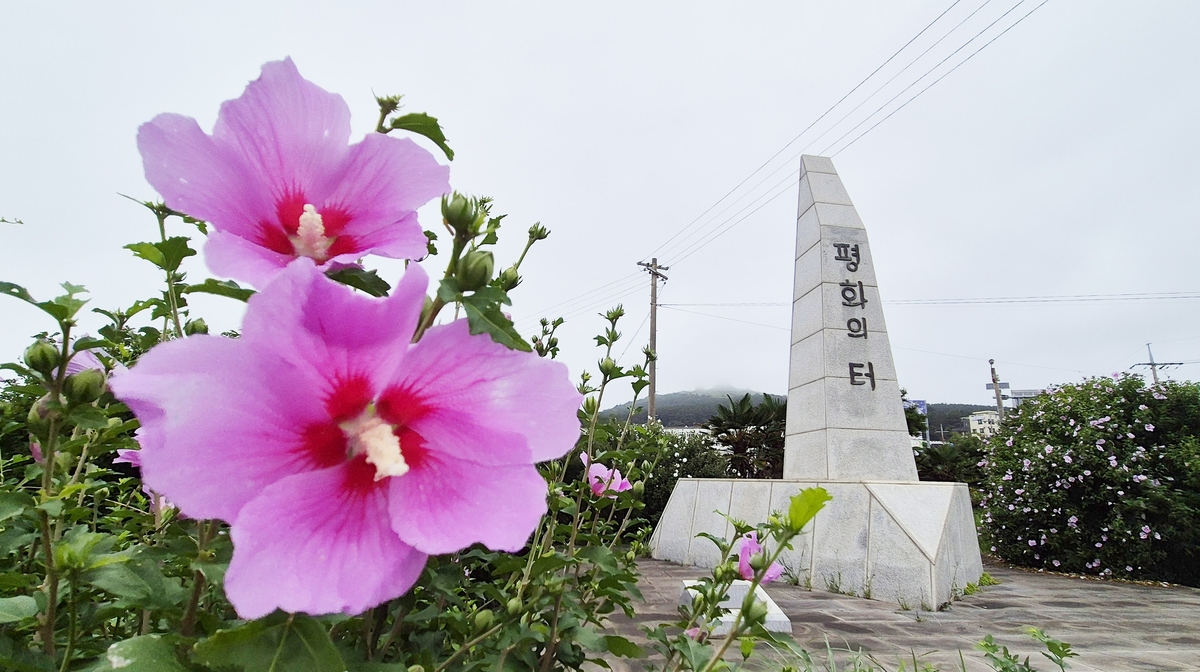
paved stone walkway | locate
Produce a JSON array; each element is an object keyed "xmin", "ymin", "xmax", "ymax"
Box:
[{"xmin": 605, "ymin": 560, "xmax": 1200, "ymax": 671}]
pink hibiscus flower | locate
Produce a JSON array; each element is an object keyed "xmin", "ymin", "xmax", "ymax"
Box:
[
  {"xmin": 137, "ymin": 58, "xmax": 450, "ymax": 288},
  {"xmin": 580, "ymin": 454, "xmax": 632, "ymax": 498},
  {"xmin": 737, "ymin": 532, "xmax": 783, "ymax": 583},
  {"xmin": 110, "ymin": 260, "xmax": 581, "ymax": 618}
]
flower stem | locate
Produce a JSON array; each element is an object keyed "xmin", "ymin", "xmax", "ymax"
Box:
[{"xmin": 432, "ymin": 623, "xmax": 503, "ymax": 672}]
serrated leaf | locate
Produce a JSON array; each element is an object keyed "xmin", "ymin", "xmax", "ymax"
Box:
[
  {"xmin": 0, "ymin": 281, "xmax": 85, "ymax": 323},
  {"xmin": 787, "ymin": 486, "xmax": 832, "ymax": 532},
  {"xmin": 193, "ymin": 613, "xmax": 345, "ymax": 672},
  {"xmin": 326, "ymin": 267, "xmax": 391, "ymax": 297},
  {"xmin": 389, "ymin": 112, "xmax": 454, "ymax": 160},
  {"xmin": 124, "ymin": 242, "xmax": 165, "ymax": 269},
  {"xmin": 461, "ymin": 295, "xmax": 531, "ymax": 352},
  {"xmin": 72, "ymin": 336, "xmax": 113, "ymax": 353},
  {"xmin": 86, "ymin": 635, "xmax": 185, "ymax": 671},
  {"xmin": 183, "ymin": 278, "xmax": 255, "ymax": 302},
  {"xmin": 0, "ymin": 596, "xmax": 37, "ymax": 623}
]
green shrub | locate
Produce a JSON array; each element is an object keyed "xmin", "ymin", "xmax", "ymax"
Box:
[
  {"xmin": 980, "ymin": 374, "xmax": 1200, "ymax": 586},
  {"xmin": 641, "ymin": 428, "xmax": 728, "ymax": 527},
  {"xmin": 915, "ymin": 432, "xmax": 984, "ymax": 485}
]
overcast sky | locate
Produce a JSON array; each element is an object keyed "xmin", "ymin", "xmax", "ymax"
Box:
[{"xmin": 2, "ymin": 1, "xmax": 1199, "ymax": 409}]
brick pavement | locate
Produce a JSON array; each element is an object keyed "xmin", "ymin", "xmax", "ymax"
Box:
[{"xmin": 602, "ymin": 559, "xmax": 1200, "ymax": 671}]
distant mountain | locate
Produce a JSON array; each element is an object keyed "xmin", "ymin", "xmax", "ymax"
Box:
[
  {"xmin": 600, "ymin": 389, "xmax": 784, "ymax": 428},
  {"xmin": 600, "ymin": 389, "xmax": 992, "ymax": 432}
]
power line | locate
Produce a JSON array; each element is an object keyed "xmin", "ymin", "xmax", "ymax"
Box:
[
  {"xmin": 659, "ymin": 306, "xmax": 789, "ymax": 332},
  {"xmin": 640, "ymin": 0, "xmax": 967, "ymax": 264},
  {"xmin": 657, "ymin": 1, "xmax": 1051, "ymax": 269},
  {"xmin": 832, "ymin": 0, "xmax": 1053, "ymax": 156},
  {"xmin": 662, "ymin": 291, "xmax": 1200, "ymax": 307}
]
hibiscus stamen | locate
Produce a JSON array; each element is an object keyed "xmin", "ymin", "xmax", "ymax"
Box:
[
  {"xmin": 292, "ymin": 204, "xmax": 334, "ymax": 261},
  {"xmin": 342, "ymin": 413, "xmax": 408, "ymax": 481}
]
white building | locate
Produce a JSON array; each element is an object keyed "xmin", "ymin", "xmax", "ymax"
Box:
[{"xmin": 967, "ymin": 410, "xmax": 1001, "ymax": 438}]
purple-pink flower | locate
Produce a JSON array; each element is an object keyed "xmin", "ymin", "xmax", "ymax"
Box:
[
  {"xmin": 581, "ymin": 455, "xmax": 632, "ymax": 498},
  {"xmin": 137, "ymin": 59, "xmax": 450, "ymax": 288},
  {"xmin": 110, "ymin": 260, "xmax": 581, "ymax": 618},
  {"xmin": 736, "ymin": 532, "xmax": 783, "ymax": 583}
]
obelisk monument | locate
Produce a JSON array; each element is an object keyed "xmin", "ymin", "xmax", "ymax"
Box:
[{"xmin": 650, "ymin": 156, "xmax": 982, "ymax": 607}]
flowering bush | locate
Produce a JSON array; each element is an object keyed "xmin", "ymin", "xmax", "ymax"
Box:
[{"xmin": 980, "ymin": 374, "xmax": 1200, "ymax": 585}]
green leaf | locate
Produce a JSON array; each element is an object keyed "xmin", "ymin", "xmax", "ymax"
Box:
[
  {"xmin": 183, "ymin": 278, "xmax": 255, "ymax": 302},
  {"xmin": 83, "ymin": 553, "xmax": 186, "ymax": 609},
  {"xmin": 0, "ymin": 281, "xmax": 87, "ymax": 323},
  {"xmin": 85, "ymin": 635, "xmax": 185, "ymax": 671},
  {"xmin": 0, "ymin": 492, "xmax": 34, "ymax": 524},
  {"xmin": 326, "ymin": 267, "xmax": 391, "ymax": 297},
  {"xmin": 0, "ymin": 596, "xmax": 37, "ymax": 623},
  {"xmin": 461, "ymin": 294, "xmax": 531, "ymax": 352},
  {"xmin": 787, "ymin": 486, "xmax": 832, "ymax": 532},
  {"xmin": 72, "ymin": 336, "xmax": 113, "ymax": 353},
  {"xmin": 603, "ymin": 635, "xmax": 643, "ymax": 658},
  {"xmin": 0, "ymin": 632, "xmax": 54, "ymax": 672},
  {"xmin": 389, "ymin": 112, "xmax": 454, "ymax": 160},
  {"xmin": 0, "ymin": 281, "xmax": 36, "ymax": 305},
  {"xmin": 124, "ymin": 242, "xmax": 165, "ymax": 269},
  {"xmin": 193, "ymin": 613, "xmax": 345, "ymax": 672},
  {"xmin": 68, "ymin": 404, "xmax": 110, "ymax": 430}
]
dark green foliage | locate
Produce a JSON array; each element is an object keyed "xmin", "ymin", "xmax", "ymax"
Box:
[
  {"xmin": 901, "ymin": 389, "xmax": 928, "ymax": 437},
  {"xmin": 981, "ymin": 375, "xmax": 1200, "ymax": 586},
  {"xmin": 704, "ymin": 393, "xmax": 785, "ymax": 479},
  {"xmin": 915, "ymin": 433, "xmax": 985, "ymax": 485}
]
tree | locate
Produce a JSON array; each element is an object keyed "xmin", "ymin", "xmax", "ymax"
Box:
[
  {"xmin": 901, "ymin": 388, "xmax": 927, "ymax": 437},
  {"xmin": 704, "ymin": 393, "xmax": 785, "ymax": 479}
]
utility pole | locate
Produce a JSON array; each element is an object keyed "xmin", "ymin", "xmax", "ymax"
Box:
[
  {"xmin": 637, "ymin": 258, "xmax": 669, "ymax": 422},
  {"xmin": 1131, "ymin": 343, "xmax": 1182, "ymax": 383},
  {"xmin": 989, "ymin": 359, "xmax": 1005, "ymax": 420}
]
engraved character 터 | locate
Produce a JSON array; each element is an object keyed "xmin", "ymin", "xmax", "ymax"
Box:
[{"xmin": 849, "ymin": 362, "xmax": 876, "ymax": 390}]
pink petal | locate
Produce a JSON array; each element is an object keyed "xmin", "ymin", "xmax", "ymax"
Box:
[
  {"xmin": 65, "ymin": 348, "xmax": 104, "ymax": 376},
  {"xmin": 226, "ymin": 464, "xmax": 427, "ymax": 618},
  {"xmin": 212, "ymin": 58, "xmax": 353, "ymax": 206},
  {"xmin": 137, "ymin": 112, "xmax": 272, "ymax": 240},
  {"xmin": 203, "ymin": 230, "xmax": 294, "ymax": 290},
  {"xmin": 320, "ymin": 133, "xmax": 448, "ymax": 261},
  {"xmin": 109, "ymin": 335, "xmax": 327, "ymax": 522},
  {"xmin": 388, "ymin": 454, "xmax": 548, "ymax": 555},
  {"xmin": 240, "ymin": 259, "xmax": 428, "ymax": 398},
  {"xmin": 388, "ymin": 320, "xmax": 582, "ymax": 462},
  {"xmin": 762, "ymin": 561, "xmax": 784, "ymax": 584}
]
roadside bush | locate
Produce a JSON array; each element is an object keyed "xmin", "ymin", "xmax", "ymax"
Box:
[
  {"xmin": 641, "ymin": 428, "xmax": 728, "ymax": 526},
  {"xmin": 980, "ymin": 374, "xmax": 1200, "ymax": 586}
]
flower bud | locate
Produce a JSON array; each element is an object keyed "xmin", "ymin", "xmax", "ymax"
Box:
[
  {"xmin": 184, "ymin": 318, "xmax": 209, "ymax": 335},
  {"xmin": 499, "ymin": 266, "xmax": 521, "ymax": 291},
  {"xmin": 474, "ymin": 608, "xmax": 494, "ymax": 631},
  {"xmin": 442, "ymin": 193, "xmax": 482, "ymax": 235},
  {"xmin": 749, "ymin": 552, "xmax": 768, "ymax": 572},
  {"xmin": 26, "ymin": 394, "xmax": 62, "ymax": 434},
  {"xmin": 407, "ymin": 666, "xmax": 425, "ymax": 672},
  {"xmin": 528, "ymin": 223, "xmax": 550, "ymax": 241},
  {"xmin": 23, "ymin": 340, "xmax": 60, "ymax": 374},
  {"xmin": 632, "ymin": 481, "xmax": 645, "ymax": 498},
  {"xmin": 456, "ymin": 249, "xmax": 494, "ymax": 292},
  {"xmin": 598, "ymin": 357, "xmax": 619, "ymax": 378},
  {"xmin": 506, "ymin": 597, "xmax": 522, "ymax": 615},
  {"xmin": 742, "ymin": 597, "xmax": 769, "ymax": 625},
  {"xmin": 64, "ymin": 369, "xmax": 106, "ymax": 406}
]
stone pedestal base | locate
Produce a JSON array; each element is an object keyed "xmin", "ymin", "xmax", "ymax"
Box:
[{"xmin": 649, "ymin": 479, "xmax": 983, "ymax": 608}]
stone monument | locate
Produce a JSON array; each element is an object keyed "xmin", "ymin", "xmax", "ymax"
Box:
[{"xmin": 650, "ymin": 155, "xmax": 982, "ymax": 607}]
